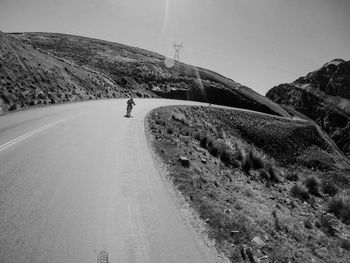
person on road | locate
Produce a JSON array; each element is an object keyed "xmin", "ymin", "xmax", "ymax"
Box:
[{"xmin": 126, "ymin": 97, "xmax": 135, "ymax": 117}]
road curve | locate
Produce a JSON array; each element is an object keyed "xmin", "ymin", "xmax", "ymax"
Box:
[{"xmin": 0, "ymin": 99, "xmax": 223, "ymax": 263}]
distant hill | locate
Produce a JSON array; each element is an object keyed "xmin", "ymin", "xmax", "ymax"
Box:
[
  {"xmin": 0, "ymin": 31, "xmax": 290, "ymax": 117},
  {"xmin": 266, "ymin": 59, "xmax": 350, "ymax": 158}
]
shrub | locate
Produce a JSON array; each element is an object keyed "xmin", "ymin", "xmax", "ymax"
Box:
[
  {"xmin": 1, "ymin": 94, "xmax": 10, "ymax": 104},
  {"xmin": 155, "ymin": 119, "xmax": 165, "ymax": 126},
  {"xmin": 259, "ymin": 169, "xmax": 270, "ymax": 181},
  {"xmin": 259, "ymin": 165, "xmax": 281, "ymax": 186},
  {"xmin": 305, "ymin": 175, "xmax": 321, "ymax": 196},
  {"xmin": 322, "ymin": 181, "xmax": 339, "ymax": 196},
  {"xmin": 241, "ymin": 155, "xmax": 252, "ymax": 174},
  {"xmin": 180, "ymin": 127, "xmax": 190, "ymax": 136},
  {"xmin": 207, "ymin": 139, "xmax": 220, "ymax": 157},
  {"xmin": 194, "ymin": 132, "xmax": 201, "ymax": 141},
  {"xmin": 286, "ymin": 172, "xmax": 299, "ymax": 181},
  {"xmin": 200, "ymin": 135, "xmax": 208, "ymax": 148},
  {"xmin": 219, "ymin": 146, "xmax": 231, "ymax": 164},
  {"xmin": 340, "ymin": 239, "xmax": 350, "ymax": 251},
  {"xmin": 328, "ymin": 190, "xmax": 350, "ymax": 224},
  {"xmin": 320, "ymin": 213, "xmax": 338, "ymax": 236},
  {"xmin": 167, "ymin": 127, "xmax": 174, "ymax": 135},
  {"xmin": 290, "ymin": 183, "xmax": 310, "ymax": 201},
  {"xmin": 172, "ymin": 113, "xmax": 188, "ymax": 126},
  {"xmin": 248, "ymin": 149, "xmax": 265, "ymax": 170},
  {"xmin": 235, "ymin": 150, "xmax": 244, "ymax": 162}
]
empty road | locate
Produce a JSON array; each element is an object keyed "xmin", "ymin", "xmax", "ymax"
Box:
[{"xmin": 0, "ymin": 99, "xmax": 222, "ymax": 263}]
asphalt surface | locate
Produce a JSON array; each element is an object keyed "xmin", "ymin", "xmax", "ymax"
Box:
[{"xmin": 0, "ymin": 99, "xmax": 220, "ymax": 263}]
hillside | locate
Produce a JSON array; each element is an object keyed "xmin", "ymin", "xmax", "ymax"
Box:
[
  {"xmin": 266, "ymin": 59, "xmax": 350, "ymax": 158},
  {"xmin": 0, "ymin": 31, "xmax": 133, "ymax": 114},
  {"xmin": 2, "ymin": 32, "xmax": 290, "ymax": 117},
  {"xmin": 146, "ymin": 105, "xmax": 350, "ymax": 263}
]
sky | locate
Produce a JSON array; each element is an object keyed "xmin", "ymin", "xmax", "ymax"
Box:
[{"xmin": 1, "ymin": 0, "xmax": 349, "ymax": 95}]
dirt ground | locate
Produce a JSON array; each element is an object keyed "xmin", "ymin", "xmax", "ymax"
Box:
[{"xmin": 146, "ymin": 105, "xmax": 350, "ymax": 263}]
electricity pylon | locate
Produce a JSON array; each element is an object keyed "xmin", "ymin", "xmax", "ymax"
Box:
[{"xmin": 173, "ymin": 42, "xmax": 183, "ymax": 61}]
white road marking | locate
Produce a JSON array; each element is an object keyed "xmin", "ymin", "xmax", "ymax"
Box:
[{"xmin": 0, "ymin": 118, "xmax": 71, "ymax": 152}]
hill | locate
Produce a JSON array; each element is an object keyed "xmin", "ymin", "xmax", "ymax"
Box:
[
  {"xmin": 0, "ymin": 31, "xmax": 131, "ymax": 114},
  {"xmin": 266, "ymin": 59, "xmax": 350, "ymax": 158},
  {"xmin": 1, "ymin": 31, "xmax": 290, "ymax": 117}
]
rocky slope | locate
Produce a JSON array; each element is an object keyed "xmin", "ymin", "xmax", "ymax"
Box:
[
  {"xmin": 2, "ymin": 32, "xmax": 290, "ymax": 117},
  {"xmin": 266, "ymin": 59, "xmax": 350, "ymax": 158},
  {"xmin": 147, "ymin": 105, "xmax": 350, "ymax": 262}
]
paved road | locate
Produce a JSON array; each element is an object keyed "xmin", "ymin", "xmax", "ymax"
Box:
[{"xmin": 0, "ymin": 99, "xmax": 220, "ymax": 263}]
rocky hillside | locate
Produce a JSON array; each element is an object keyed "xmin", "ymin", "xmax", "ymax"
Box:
[
  {"xmin": 0, "ymin": 31, "xmax": 134, "ymax": 114},
  {"xmin": 266, "ymin": 59, "xmax": 350, "ymax": 158},
  {"xmin": 147, "ymin": 106, "xmax": 350, "ymax": 262},
  {"xmin": 1, "ymin": 32, "xmax": 290, "ymax": 117}
]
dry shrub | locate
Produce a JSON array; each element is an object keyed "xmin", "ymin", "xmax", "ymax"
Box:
[
  {"xmin": 305, "ymin": 175, "xmax": 321, "ymax": 196},
  {"xmin": 259, "ymin": 165, "xmax": 281, "ymax": 186},
  {"xmin": 200, "ymin": 134, "xmax": 208, "ymax": 148},
  {"xmin": 267, "ymin": 165, "xmax": 281, "ymax": 183},
  {"xmin": 207, "ymin": 138, "xmax": 220, "ymax": 157},
  {"xmin": 241, "ymin": 155, "xmax": 252, "ymax": 174},
  {"xmin": 219, "ymin": 146, "xmax": 235, "ymax": 166},
  {"xmin": 198, "ymin": 201, "xmax": 253, "ymax": 243},
  {"xmin": 340, "ymin": 239, "xmax": 350, "ymax": 251},
  {"xmin": 167, "ymin": 126, "xmax": 174, "ymax": 134},
  {"xmin": 248, "ymin": 149, "xmax": 265, "ymax": 170},
  {"xmin": 155, "ymin": 118, "xmax": 165, "ymax": 126},
  {"xmin": 172, "ymin": 113, "xmax": 188, "ymax": 126},
  {"xmin": 328, "ymin": 189, "xmax": 350, "ymax": 224},
  {"xmin": 290, "ymin": 183, "xmax": 310, "ymax": 201},
  {"xmin": 322, "ymin": 181, "xmax": 339, "ymax": 196},
  {"xmin": 286, "ymin": 172, "xmax": 299, "ymax": 181}
]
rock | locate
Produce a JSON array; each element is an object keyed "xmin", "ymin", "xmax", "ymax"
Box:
[
  {"xmin": 258, "ymin": 255, "xmax": 268, "ymax": 261},
  {"xmin": 252, "ymin": 236, "xmax": 265, "ymax": 248},
  {"xmin": 314, "ymin": 246, "xmax": 329, "ymax": 259},
  {"xmin": 230, "ymin": 230, "xmax": 239, "ymax": 236},
  {"xmin": 200, "ymin": 157, "xmax": 207, "ymax": 164},
  {"xmin": 178, "ymin": 156, "xmax": 190, "ymax": 167},
  {"xmin": 304, "ymin": 219, "xmax": 313, "ymax": 229},
  {"xmin": 224, "ymin": 208, "xmax": 231, "ymax": 214},
  {"xmin": 244, "ymin": 246, "xmax": 256, "ymax": 263}
]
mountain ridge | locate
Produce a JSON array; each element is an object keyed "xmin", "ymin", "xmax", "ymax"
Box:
[{"xmin": 266, "ymin": 59, "xmax": 350, "ymax": 158}]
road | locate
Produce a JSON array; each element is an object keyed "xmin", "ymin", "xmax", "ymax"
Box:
[{"xmin": 0, "ymin": 99, "xmax": 222, "ymax": 263}]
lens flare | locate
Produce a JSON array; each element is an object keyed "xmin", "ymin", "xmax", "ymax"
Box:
[{"xmin": 163, "ymin": 0, "xmax": 170, "ymax": 32}]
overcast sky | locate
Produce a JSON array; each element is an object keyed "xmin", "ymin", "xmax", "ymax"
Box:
[{"xmin": 1, "ymin": 0, "xmax": 349, "ymax": 94}]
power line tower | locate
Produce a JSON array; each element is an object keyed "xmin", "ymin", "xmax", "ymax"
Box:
[{"xmin": 173, "ymin": 42, "xmax": 183, "ymax": 61}]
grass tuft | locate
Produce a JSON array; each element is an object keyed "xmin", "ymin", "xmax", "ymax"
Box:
[
  {"xmin": 322, "ymin": 181, "xmax": 339, "ymax": 196},
  {"xmin": 304, "ymin": 175, "xmax": 321, "ymax": 196},
  {"xmin": 290, "ymin": 183, "xmax": 310, "ymax": 201},
  {"xmin": 285, "ymin": 172, "xmax": 299, "ymax": 181},
  {"xmin": 328, "ymin": 189, "xmax": 350, "ymax": 224}
]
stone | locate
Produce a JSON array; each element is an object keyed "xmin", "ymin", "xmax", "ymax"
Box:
[
  {"xmin": 178, "ymin": 156, "xmax": 190, "ymax": 167},
  {"xmin": 252, "ymin": 236, "xmax": 265, "ymax": 248}
]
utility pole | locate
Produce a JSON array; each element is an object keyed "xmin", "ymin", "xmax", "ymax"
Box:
[{"xmin": 173, "ymin": 42, "xmax": 183, "ymax": 61}]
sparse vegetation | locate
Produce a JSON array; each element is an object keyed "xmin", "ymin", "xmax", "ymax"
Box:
[
  {"xmin": 305, "ymin": 175, "xmax": 321, "ymax": 196},
  {"xmin": 286, "ymin": 171, "xmax": 299, "ymax": 181},
  {"xmin": 290, "ymin": 183, "xmax": 310, "ymax": 201},
  {"xmin": 322, "ymin": 181, "xmax": 339, "ymax": 196},
  {"xmin": 147, "ymin": 105, "xmax": 350, "ymax": 263},
  {"xmin": 328, "ymin": 189, "xmax": 350, "ymax": 224}
]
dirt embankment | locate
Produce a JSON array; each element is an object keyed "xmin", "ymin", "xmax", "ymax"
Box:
[{"xmin": 146, "ymin": 105, "xmax": 350, "ymax": 263}]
